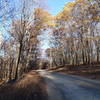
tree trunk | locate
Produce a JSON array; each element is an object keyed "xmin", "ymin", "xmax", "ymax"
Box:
[
  {"xmin": 9, "ymin": 59, "xmax": 14, "ymax": 80},
  {"xmin": 97, "ymin": 47, "xmax": 99, "ymax": 63},
  {"xmin": 15, "ymin": 42, "xmax": 22, "ymax": 80}
]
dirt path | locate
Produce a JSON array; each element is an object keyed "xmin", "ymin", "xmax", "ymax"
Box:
[{"xmin": 0, "ymin": 71, "xmax": 48, "ymax": 100}]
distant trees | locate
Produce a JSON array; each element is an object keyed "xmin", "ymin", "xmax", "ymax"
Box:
[{"xmin": 46, "ymin": 0, "xmax": 100, "ymax": 68}]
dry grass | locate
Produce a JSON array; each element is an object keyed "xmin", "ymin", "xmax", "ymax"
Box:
[
  {"xmin": 0, "ymin": 71, "xmax": 48, "ymax": 100},
  {"xmin": 49, "ymin": 65, "xmax": 100, "ymax": 81}
]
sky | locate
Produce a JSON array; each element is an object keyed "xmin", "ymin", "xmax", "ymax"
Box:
[
  {"xmin": 47, "ymin": 0, "xmax": 74, "ymax": 15},
  {"xmin": 40, "ymin": 0, "xmax": 74, "ymax": 52}
]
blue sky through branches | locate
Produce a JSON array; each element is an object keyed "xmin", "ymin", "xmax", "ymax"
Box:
[
  {"xmin": 40, "ymin": 0, "xmax": 74, "ymax": 52},
  {"xmin": 48, "ymin": 0, "xmax": 74, "ymax": 15}
]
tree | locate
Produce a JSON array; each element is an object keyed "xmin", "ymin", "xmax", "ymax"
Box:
[{"xmin": 46, "ymin": 0, "xmax": 100, "ymax": 69}]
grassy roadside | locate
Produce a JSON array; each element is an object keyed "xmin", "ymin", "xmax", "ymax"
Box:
[
  {"xmin": 49, "ymin": 65, "xmax": 100, "ymax": 81},
  {"xmin": 0, "ymin": 71, "xmax": 48, "ymax": 100}
]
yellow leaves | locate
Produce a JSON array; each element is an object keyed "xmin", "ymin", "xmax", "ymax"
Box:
[
  {"xmin": 64, "ymin": 1, "xmax": 76, "ymax": 8},
  {"xmin": 76, "ymin": 0, "xmax": 83, "ymax": 3},
  {"xmin": 45, "ymin": 16, "xmax": 55, "ymax": 27},
  {"xmin": 56, "ymin": 9, "xmax": 69, "ymax": 21},
  {"xmin": 83, "ymin": 19, "xmax": 90, "ymax": 23},
  {"xmin": 34, "ymin": 8, "xmax": 42, "ymax": 17},
  {"xmin": 93, "ymin": 15, "xmax": 100, "ymax": 21},
  {"xmin": 59, "ymin": 26, "xmax": 65, "ymax": 31},
  {"xmin": 34, "ymin": 8, "xmax": 53, "ymax": 27},
  {"xmin": 56, "ymin": 11, "xmax": 63, "ymax": 20},
  {"xmin": 56, "ymin": 1, "xmax": 76, "ymax": 21},
  {"xmin": 34, "ymin": 8, "xmax": 51, "ymax": 20},
  {"xmin": 47, "ymin": 21, "xmax": 56, "ymax": 27}
]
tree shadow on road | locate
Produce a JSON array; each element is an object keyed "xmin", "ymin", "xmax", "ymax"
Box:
[{"xmin": 0, "ymin": 71, "xmax": 48, "ymax": 100}]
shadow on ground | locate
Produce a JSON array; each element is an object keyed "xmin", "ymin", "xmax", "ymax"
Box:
[{"xmin": 0, "ymin": 71, "xmax": 48, "ymax": 100}]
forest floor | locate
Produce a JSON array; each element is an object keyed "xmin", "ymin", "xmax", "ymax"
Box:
[
  {"xmin": 0, "ymin": 71, "xmax": 48, "ymax": 100},
  {"xmin": 48, "ymin": 64, "xmax": 100, "ymax": 81}
]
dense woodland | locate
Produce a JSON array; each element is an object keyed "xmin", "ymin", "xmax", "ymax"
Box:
[
  {"xmin": 0, "ymin": 0, "xmax": 100, "ymax": 82},
  {"xmin": 46, "ymin": 0, "xmax": 100, "ymax": 68}
]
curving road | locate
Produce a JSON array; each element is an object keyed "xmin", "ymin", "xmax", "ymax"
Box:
[{"xmin": 38, "ymin": 70, "xmax": 100, "ymax": 100}]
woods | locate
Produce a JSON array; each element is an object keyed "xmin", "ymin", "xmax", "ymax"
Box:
[
  {"xmin": 0, "ymin": 0, "xmax": 52, "ymax": 81},
  {"xmin": 47, "ymin": 0, "xmax": 100, "ymax": 68},
  {"xmin": 0, "ymin": 0, "xmax": 100, "ymax": 82}
]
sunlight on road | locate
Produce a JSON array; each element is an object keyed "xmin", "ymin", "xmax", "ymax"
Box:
[
  {"xmin": 45, "ymin": 75, "xmax": 55, "ymax": 79},
  {"xmin": 38, "ymin": 70, "xmax": 55, "ymax": 79}
]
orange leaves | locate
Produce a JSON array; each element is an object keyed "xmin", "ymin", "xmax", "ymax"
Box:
[
  {"xmin": 34, "ymin": 8, "xmax": 53, "ymax": 27},
  {"xmin": 59, "ymin": 26, "xmax": 65, "ymax": 31},
  {"xmin": 64, "ymin": 1, "xmax": 76, "ymax": 8},
  {"xmin": 56, "ymin": 1, "xmax": 76, "ymax": 22},
  {"xmin": 92, "ymin": 15, "xmax": 100, "ymax": 21}
]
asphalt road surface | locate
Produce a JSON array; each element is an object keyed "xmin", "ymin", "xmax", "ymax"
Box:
[{"xmin": 38, "ymin": 70, "xmax": 100, "ymax": 100}]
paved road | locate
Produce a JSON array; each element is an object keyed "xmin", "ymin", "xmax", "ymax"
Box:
[{"xmin": 38, "ymin": 70, "xmax": 100, "ymax": 100}]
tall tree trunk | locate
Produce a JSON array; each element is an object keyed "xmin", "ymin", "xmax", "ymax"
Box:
[
  {"xmin": 9, "ymin": 59, "xmax": 14, "ymax": 80},
  {"xmin": 97, "ymin": 47, "xmax": 99, "ymax": 63},
  {"xmin": 15, "ymin": 42, "xmax": 22, "ymax": 80},
  {"xmin": 82, "ymin": 49, "xmax": 85, "ymax": 64}
]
